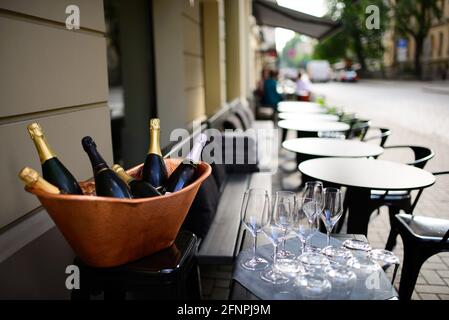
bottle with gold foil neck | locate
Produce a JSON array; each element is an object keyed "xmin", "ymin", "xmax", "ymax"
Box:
[
  {"xmin": 142, "ymin": 118, "xmax": 168, "ymax": 192},
  {"xmin": 112, "ymin": 164, "xmax": 161, "ymax": 198},
  {"xmin": 18, "ymin": 167, "xmax": 61, "ymax": 194},
  {"xmin": 82, "ymin": 136, "xmax": 132, "ymax": 199},
  {"xmin": 27, "ymin": 123, "xmax": 83, "ymax": 195}
]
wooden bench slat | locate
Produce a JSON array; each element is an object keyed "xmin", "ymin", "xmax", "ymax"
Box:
[{"xmin": 198, "ymin": 173, "xmax": 251, "ymax": 264}]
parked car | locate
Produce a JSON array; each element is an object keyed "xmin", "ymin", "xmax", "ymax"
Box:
[
  {"xmin": 337, "ymin": 68, "xmax": 358, "ymax": 82},
  {"xmin": 333, "ymin": 61, "xmax": 359, "ymax": 82},
  {"xmin": 306, "ymin": 60, "xmax": 331, "ymax": 82}
]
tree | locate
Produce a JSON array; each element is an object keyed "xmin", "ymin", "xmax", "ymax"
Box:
[
  {"xmin": 319, "ymin": 0, "xmax": 390, "ymax": 73},
  {"xmin": 394, "ymin": 0, "xmax": 442, "ymax": 78},
  {"xmin": 313, "ymin": 31, "xmax": 350, "ymax": 64},
  {"xmin": 280, "ymin": 35, "xmax": 313, "ymax": 69}
]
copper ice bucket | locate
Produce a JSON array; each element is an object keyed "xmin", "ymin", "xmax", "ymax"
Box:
[{"xmin": 26, "ymin": 159, "xmax": 211, "ymax": 268}]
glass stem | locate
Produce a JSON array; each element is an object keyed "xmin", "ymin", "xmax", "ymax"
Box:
[
  {"xmin": 273, "ymin": 245, "xmax": 279, "ymax": 267},
  {"xmin": 252, "ymin": 233, "xmax": 257, "ymax": 259},
  {"xmin": 327, "ymin": 230, "xmax": 331, "ymax": 246}
]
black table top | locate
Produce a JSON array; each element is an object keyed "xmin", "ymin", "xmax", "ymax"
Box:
[
  {"xmin": 298, "ymin": 158, "xmax": 436, "ymax": 191},
  {"xmin": 282, "ymin": 138, "xmax": 384, "ymax": 158},
  {"xmin": 278, "ymin": 119, "xmax": 350, "ymax": 133}
]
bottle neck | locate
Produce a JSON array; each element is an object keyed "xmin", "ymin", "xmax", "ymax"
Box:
[
  {"xmin": 148, "ymin": 128, "xmax": 162, "ymax": 156},
  {"xmin": 185, "ymin": 134, "xmax": 207, "ymax": 164},
  {"xmin": 32, "ymin": 135, "xmax": 56, "ymax": 164},
  {"xmin": 19, "ymin": 167, "xmax": 60, "ymax": 194},
  {"xmin": 84, "ymin": 144, "xmax": 109, "ymax": 174},
  {"xmin": 114, "ymin": 168, "xmax": 134, "ymax": 184}
]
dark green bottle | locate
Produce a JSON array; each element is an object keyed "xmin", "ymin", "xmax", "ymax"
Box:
[
  {"xmin": 112, "ymin": 164, "xmax": 161, "ymax": 198},
  {"xmin": 27, "ymin": 123, "xmax": 83, "ymax": 195},
  {"xmin": 142, "ymin": 118, "xmax": 168, "ymax": 193},
  {"xmin": 82, "ymin": 136, "xmax": 132, "ymax": 199},
  {"xmin": 165, "ymin": 133, "xmax": 207, "ymax": 193}
]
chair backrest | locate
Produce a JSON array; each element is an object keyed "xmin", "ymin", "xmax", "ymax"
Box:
[
  {"xmin": 382, "ymin": 145, "xmax": 435, "ymax": 169},
  {"xmin": 362, "ymin": 127, "xmax": 392, "ymax": 147},
  {"xmin": 409, "ymin": 146, "xmax": 435, "ymax": 169},
  {"xmin": 346, "ymin": 119, "xmax": 370, "ymax": 140}
]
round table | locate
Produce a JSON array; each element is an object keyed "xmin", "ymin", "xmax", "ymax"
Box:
[
  {"xmin": 298, "ymin": 158, "xmax": 436, "ymax": 235},
  {"xmin": 278, "ymin": 119, "xmax": 350, "ymax": 134},
  {"xmin": 277, "ymin": 103, "xmax": 326, "ymax": 114},
  {"xmin": 278, "ymin": 112, "xmax": 339, "ymax": 122},
  {"xmin": 282, "ymin": 138, "xmax": 384, "ymax": 158},
  {"xmin": 278, "ymin": 101, "xmax": 321, "ymax": 108}
]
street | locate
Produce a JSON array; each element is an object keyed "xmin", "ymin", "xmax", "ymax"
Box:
[{"xmin": 314, "ymin": 80, "xmax": 449, "ymax": 142}]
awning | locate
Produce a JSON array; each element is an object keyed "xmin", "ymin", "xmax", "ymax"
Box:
[{"xmin": 252, "ymin": 0, "xmax": 342, "ymax": 40}]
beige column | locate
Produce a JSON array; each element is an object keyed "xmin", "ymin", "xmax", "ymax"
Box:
[
  {"xmin": 202, "ymin": 0, "xmax": 226, "ymax": 115},
  {"xmin": 224, "ymin": 0, "xmax": 249, "ymax": 100}
]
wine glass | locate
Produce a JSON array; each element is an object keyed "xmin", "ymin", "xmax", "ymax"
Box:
[
  {"xmin": 273, "ymin": 191, "xmax": 301, "ymax": 274},
  {"xmin": 294, "ymin": 273, "xmax": 332, "ymax": 300},
  {"xmin": 320, "ymin": 188, "xmax": 343, "ymax": 247},
  {"xmin": 301, "ymin": 196, "xmax": 320, "ymax": 252},
  {"xmin": 240, "ymin": 188, "xmax": 270, "ymax": 271},
  {"xmin": 368, "ymin": 249, "xmax": 400, "ymax": 284},
  {"xmin": 292, "ymin": 198, "xmax": 315, "ymax": 253},
  {"xmin": 343, "ymin": 239, "xmax": 372, "ymax": 252},
  {"xmin": 260, "ymin": 195, "xmax": 294, "ymax": 284},
  {"xmin": 325, "ymin": 265, "xmax": 357, "ymax": 299},
  {"xmin": 273, "ymin": 191, "xmax": 296, "ymax": 260},
  {"xmin": 302, "ymin": 181, "xmax": 324, "ymax": 244},
  {"xmin": 303, "ymin": 181, "xmax": 324, "ymax": 216}
]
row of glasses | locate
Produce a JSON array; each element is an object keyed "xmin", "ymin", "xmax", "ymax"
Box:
[
  {"xmin": 240, "ymin": 184, "xmax": 401, "ymax": 299},
  {"xmin": 240, "ymin": 183, "xmax": 344, "ymax": 284}
]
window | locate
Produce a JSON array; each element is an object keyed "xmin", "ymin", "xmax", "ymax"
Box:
[{"xmin": 439, "ymin": 32, "xmax": 444, "ymax": 57}]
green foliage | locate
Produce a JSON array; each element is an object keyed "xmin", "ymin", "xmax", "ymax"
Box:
[
  {"xmin": 313, "ymin": 0, "xmax": 390, "ymax": 72},
  {"xmin": 312, "ymin": 32, "xmax": 349, "ymax": 64},
  {"xmin": 394, "ymin": 0, "xmax": 442, "ymax": 77},
  {"xmin": 394, "ymin": 0, "xmax": 442, "ymax": 39},
  {"xmin": 280, "ymin": 35, "xmax": 313, "ymax": 68}
]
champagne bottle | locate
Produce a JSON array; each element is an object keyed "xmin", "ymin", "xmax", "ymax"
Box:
[
  {"xmin": 82, "ymin": 136, "xmax": 132, "ymax": 199},
  {"xmin": 165, "ymin": 133, "xmax": 207, "ymax": 193},
  {"xmin": 142, "ymin": 118, "xmax": 168, "ymax": 192},
  {"xmin": 27, "ymin": 123, "xmax": 83, "ymax": 195},
  {"xmin": 18, "ymin": 167, "xmax": 61, "ymax": 194},
  {"xmin": 112, "ymin": 164, "xmax": 161, "ymax": 198}
]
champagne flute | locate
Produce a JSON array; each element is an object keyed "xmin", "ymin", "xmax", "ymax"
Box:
[
  {"xmin": 320, "ymin": 188, "xmax": 343, "ymax": 247},
  {"xmin": 240, "ymin": 189, "xmax": 270, "ymax": 271}
]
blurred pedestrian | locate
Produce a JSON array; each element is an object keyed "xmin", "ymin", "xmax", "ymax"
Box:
[
  {"xmin": 295, "ymin": 70, "xmax": 312, "ymax": 101},
  {"xmin": 261, "ymin": 70, "xmax": 282, "ymax": 109}
]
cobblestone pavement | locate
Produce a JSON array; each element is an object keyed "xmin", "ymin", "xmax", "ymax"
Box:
[{"xmin": 201, "ymin": 80, "xmax": 449, "ymax": 300}]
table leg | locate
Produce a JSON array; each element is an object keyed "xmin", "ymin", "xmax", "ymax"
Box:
[{"xmin": 345, "ymin": 187, "xmax": 377, "ymax": 236}]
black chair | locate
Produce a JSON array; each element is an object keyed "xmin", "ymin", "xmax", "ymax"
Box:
[
  {"xmin": 345, "ymin": 119, "xmax": 371, "ymax": 140},
  {"xmin": 393, "ymin": 171, "xmax": 449, "ymax": 300},
  {"xmin": 370, "ymin": 146, "xmax": 435, "ymax": 250},
  {"xmin": 361, "ymin": 127, "xmax": 392, "ymax": 147},
  {"xmin": 336, "ymin": 146, "xmax": 435, "ymax": 245}
]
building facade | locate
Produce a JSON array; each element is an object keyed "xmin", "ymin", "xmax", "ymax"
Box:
[{"xmin": 384, "ymin": 0, "xmax": 449, "ymax": 79}]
